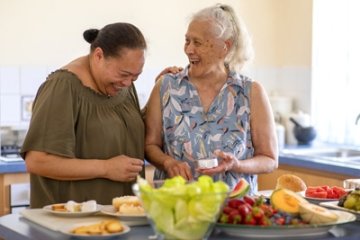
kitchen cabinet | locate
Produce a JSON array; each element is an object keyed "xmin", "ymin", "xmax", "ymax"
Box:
[
  {"xmin": 258, "ymin": 164, "xmax": 352, "ymax": 190},
  {"xmin": 0, "ymin": 172, "xmax": 29, "ymax": 216}
]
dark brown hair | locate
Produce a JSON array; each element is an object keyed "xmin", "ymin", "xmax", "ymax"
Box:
[{"xmin": 83, "ymin": 22, "xmax": 147, "ymax": 57}]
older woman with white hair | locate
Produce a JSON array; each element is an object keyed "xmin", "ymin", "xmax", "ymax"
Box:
[{"xmin": 145, "ymin": 3, "xmax": 278, "ymax": 194}]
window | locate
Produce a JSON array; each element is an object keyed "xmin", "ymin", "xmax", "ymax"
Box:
[{"xmin": 312, "ymin": 0, "xmax": 360, "ymax": 145}]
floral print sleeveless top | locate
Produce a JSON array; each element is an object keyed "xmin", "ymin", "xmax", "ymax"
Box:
[{"xmin": 154, "ymin": 67, "xmax": 257, "ymax": 194}]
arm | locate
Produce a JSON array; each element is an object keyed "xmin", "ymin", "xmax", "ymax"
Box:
[
  {"xmin": 144, "ymin": 80, "xmax": 193, "ymax": 180},
  {"xmin": 25, "ymin": 151, "xmax": 144, "ymax": 182},
  {"xmin": 246, "ymin": 81, "xmax": 279, "ymax": 171},
  {"xmin": 199, "ymin": 81, "xmax": 278, "ymax": 175}
]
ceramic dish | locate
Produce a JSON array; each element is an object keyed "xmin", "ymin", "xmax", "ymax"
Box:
[
  {"xmin": 43, "ymin": 204, "xmax": 102, "ymax": 217},
  {"xmin": 216, "ymin": 210, "xmax": 355, "ymax": 238},
  {"xmin": 320, "ymin": 201, "xmax": 360, "ymax": 220},
  {"xmin": 59, "ymin": 221, "xmax": 130, "ymax": 239},
  {"xmin": 299, "ymin": 192, "xmax": 340, "ymax": 204},
  {"xmin": 100, "ymin": 205, "xmax": 148, "ymax": 226},
  {"xmin": 256, "ymin": 190, "xmax": 304, "ymax": 199}
]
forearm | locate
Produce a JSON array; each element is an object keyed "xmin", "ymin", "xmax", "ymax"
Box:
[
  {"xmin": 145, "ymin": 144, "xmax": 173, "ymax": 171},
  {"xmin": 25, "ymin": 151, "xmax": 107, "ymax": 181},
  {"xmin": 233, "ymin": 154, "xmax": 278, "ymax": 174}
]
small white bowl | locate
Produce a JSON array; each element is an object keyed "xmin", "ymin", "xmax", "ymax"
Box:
[
  {"xmin": 343, "ymin": 179, "xmax": 360, "ymax": 189},
  {"xmin": 196, "ymin": 158, "xmax": 218, "ymax": 169}
]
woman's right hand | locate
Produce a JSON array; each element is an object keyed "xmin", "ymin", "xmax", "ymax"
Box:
[
  {"xmin": 105, "ymin": 155, "xmax": 144, "ymax": 182},
  {"xmin": 155, "ymin": 66, "xmax": 183, "ymax": 82},
  {"xmin": 163, "ymin": 157, "xmax": 193, "ymax": 181}
]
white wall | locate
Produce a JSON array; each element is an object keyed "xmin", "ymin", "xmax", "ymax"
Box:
[
  {"xmin": 0, "ymin": 0, "xmax": 243, "ymax": 127},
  {"xmin": 0, "ymin": 0, "xmax": 244, "ymax": 66},
  {"xmin": 0, "ymin": 0, "xmax": 312, "ymax": 130}
]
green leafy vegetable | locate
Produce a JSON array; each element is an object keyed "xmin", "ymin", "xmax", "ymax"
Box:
[{"xmin": 135, "ymin": 175, "xmax": 229, "ymax": 240}]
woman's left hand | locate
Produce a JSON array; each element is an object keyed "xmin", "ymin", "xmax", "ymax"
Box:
[{"xmin": 197, "ymin": 150, "xmax": 237, "ymax": 175}]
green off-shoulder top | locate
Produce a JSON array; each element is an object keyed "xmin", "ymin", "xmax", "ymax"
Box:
[{"xmin": 21, "ymin": 69, "xmax": 145, "ymax": 208}]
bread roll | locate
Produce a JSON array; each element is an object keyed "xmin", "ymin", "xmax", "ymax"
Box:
[
  {"xmin": 276, "ymin": 174, "xmax": 307, "ymax": 192},
  {"xmin": 112, "ymin": 196, "xmax": 144, "ymax": 214}
]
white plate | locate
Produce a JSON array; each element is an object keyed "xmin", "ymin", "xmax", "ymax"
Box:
[
  {"xmin": 255, "ymin": 190, "xmax": 304, "ymax": 199},
  {"xmin": 100, "ymin": 205, "xmax": 148, "ymax": 226},
  {"xmin": 300, "ymin": 188, "xmax": 352, "ymax": 204},
  {"xmin": 320, "ymin": 201, "xmax": 360, "ymax": 219},
  {"xmin": 216, "ymin": 210, "xmax": 356, "ymax": 238},
  {"xmin": 43, "ymin": 204, "xmax": 102, "ymax": 217},
  {"xmin": 299, "ymin": 192, "xmax": 340, "ymax": 204},
  {"xmin": 59, "ymin": 220, "xmax": 130, "ymax": 239}
]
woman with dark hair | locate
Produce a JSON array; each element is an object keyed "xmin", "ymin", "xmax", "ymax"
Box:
[{"xmin": 20, "ymin": 22, "xmax": 178, "ymax": 208}]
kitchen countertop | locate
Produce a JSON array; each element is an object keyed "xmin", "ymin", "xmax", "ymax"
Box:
[
  {"xmin": 278, "ymin": 154, "xmax": 360, "ymax": 177},
  {"xmin": 1, "ymin": 152, "xmax": 359, "ymax": 177},
  {"xmin": 0, "ymin": 212, "xmax": 359, "ymax": 240},
  {"xmin": 0, "ymin": 160, "xmax": 26, "ymax": 174}
]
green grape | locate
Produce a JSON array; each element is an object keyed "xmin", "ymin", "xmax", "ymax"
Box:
[
  {"xmin": 344, "ymin": 195, "xmax": 357, "ymax": 209},
  {"xmin": 355, "ymin": 203, "xmax": 360, "ymax": 211}
]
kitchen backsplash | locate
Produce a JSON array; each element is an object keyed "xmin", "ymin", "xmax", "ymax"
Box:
[{"xmin": 0, "ymin": 64, "xmax": 311, "ymax": 130}]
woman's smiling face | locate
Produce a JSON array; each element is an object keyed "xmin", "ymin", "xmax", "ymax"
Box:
[
  {"xmin": 96, "ymin": 48, "xmax": 145, "ymax": 96},
  {"xmin": 184, "ymin": 20, "xmax": 227, "ymax": 78}
]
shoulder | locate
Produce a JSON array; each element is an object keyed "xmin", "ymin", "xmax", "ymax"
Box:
[
  {"xmin": 35, "ymin": 70, "xmax": 82, "ymax": 102},
  {"xmin": 46, "ymin": 69, "xmax": 81, "ymax": 83},
  {"xmin": 157, "ymin": 70, "xmax": 187, "ymax": 94},
  {"xmin": 231, "ymin": 72, "xmax": 266, "ymax": 96},
  {"xmin": 250, "ymin": 80, "xmax": 266, "ymax": 96}
]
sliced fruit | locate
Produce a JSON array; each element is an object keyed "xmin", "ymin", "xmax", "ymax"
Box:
[
  {"xmin": 305, "ymin": 185, "xmax": 348, "ymax": 199},
  {"xmin": 270, "ymin": 188, "xmax": 307, "ymax": 215},
  {"xmin": 229, "ymin": 178, "xmax": 250, "ymax": 198},
  {"xmin": 306, "ymin": 191, "xmax": 327, "ymax": 199},
  {"xmin": 299, "ymin": 202, "xmax": 338, "ymax": 224}
]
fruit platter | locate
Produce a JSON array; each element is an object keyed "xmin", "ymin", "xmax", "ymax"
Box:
[{"xmin": 216, "ymin": 179, "xmax": 356, "ymax": 238}]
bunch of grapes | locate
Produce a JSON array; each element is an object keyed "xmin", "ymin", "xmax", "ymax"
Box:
[{"xmin": 338, "ymin": 188, "xmax": 360, "ymax": 211}]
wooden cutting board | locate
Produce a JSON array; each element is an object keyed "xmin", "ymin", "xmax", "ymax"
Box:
[{"xmin": 20, "ymin": 208, "xmax": 118, "ymax": 232}]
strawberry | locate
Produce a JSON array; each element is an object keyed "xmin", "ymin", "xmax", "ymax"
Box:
[
  {"xmin": 228, "ymin": 209, "xmax": 242, "ymax": 224},
  {"xmin": 260, "ymin": 204, "xmax": 275, "ymax": 217},
  {"xmin": 222, "ymin": 206, "xmax": 233, "ymax": 214},
  {"xmin": 228, "ymin": 199, "xmax": 245, "ymax": 209},
  {"xmin": 244, "ymin": 215, "xmax": 256, "ymax": 225},
  {"xmin": 243, "ymin": 195, "xmax": 255, "ymax": 206},
  {"xmin": 252, "ymin": 206, "xmax": 264, "ymax": 220},
  {"xmin": 238, "ymin": 204, "xmax": 251, "ymax": 219}
]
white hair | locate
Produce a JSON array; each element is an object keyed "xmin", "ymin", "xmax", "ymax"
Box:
[{"xmin": 190, "ymin": 3, "xmax": 254, "ymax": 71}]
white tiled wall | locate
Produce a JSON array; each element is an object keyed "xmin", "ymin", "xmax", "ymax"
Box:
[
  {"xmin": 0, "ymin": 66, "xmax": 50, "ymax": 127},
  {"xmin": 0, "ymin": 65, "xmax": 311, "ymax": 127},
  {"xmin": 250, "ymin": 66, "xmax": 311, "ymax": 113}
]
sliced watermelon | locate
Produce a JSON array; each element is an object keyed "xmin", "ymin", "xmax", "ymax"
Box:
[{"xmin": 229, "ymin": 178, "xmax": 250, "ymax": 198}]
